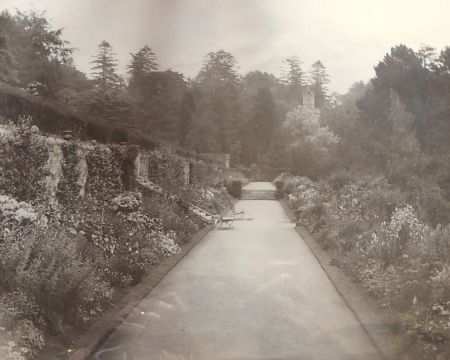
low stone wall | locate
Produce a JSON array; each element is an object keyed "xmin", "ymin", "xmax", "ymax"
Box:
[{"xmin": 0, "ymin": 124, "xmax": 232, "ymax": 212}]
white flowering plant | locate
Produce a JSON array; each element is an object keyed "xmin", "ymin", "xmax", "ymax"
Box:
[
  {"xmin": 0, "ymin": 291, "xmax": 46, "ymax": 359},
  {"xmin": 0, "ymin": 195, "xmax": 48, "ymax": 229},
  {"xmin": 154, "ymin": 231, "xmax": 180, "ymax": 257},
  {"xmin": 111, "ymin": 192, "xmax": 143, "ymax": 213},
  {"xmin": 366, "ymin": 205, "xmax": 430, "ymax": 266},
  {"xmin": 0, "ymin": 333, "xmax": 28, "ymax": 360}
]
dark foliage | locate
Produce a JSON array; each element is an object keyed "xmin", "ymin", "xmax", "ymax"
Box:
[{"xmin": 226, "ymin": 180, "xmax": 242, "ymax": 199}]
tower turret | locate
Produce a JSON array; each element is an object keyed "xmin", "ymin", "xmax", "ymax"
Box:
[{"xmin": 303, "ymin": 85, "xmax": 315, "ymax": 110}]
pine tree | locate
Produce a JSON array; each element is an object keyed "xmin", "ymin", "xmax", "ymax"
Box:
[
  {"xmin": 91, "ymin": 40, "xmax": 120, "ymax": 92},
  {"xmin": 436, "ymin": 47, "xmax": 450, "ymax": 74},
  {"xmin": 417, "ymin": 44, "xmax": 436, "ymax": 69},
  {"xmin": 127, "ymin": 46, "xmax": 164, "ymax": 134},
  {"xmin": 281, "ymin": 56, "xmax": 304, "ymax": 105},
  {"xmin": 309, "ymin": 60, "xmax": 330, "ymax": 107},
  {"xmin": 86, "ymin": 89, "xmax": 133, "ymax": 126},
  {"xmin": 127, "ymin": 45, "xmax": 158, "ymax": 89},
  {"xmin": 194, "ymin": 50, "xmax": 243, "ymax": 152},
  {"xmin": 196, "ymin": 49, "xmax": 240, "ymax": 92},
  {"xmin": 77, "ymin": 41, "xmax": 134, "ymax": 127}
]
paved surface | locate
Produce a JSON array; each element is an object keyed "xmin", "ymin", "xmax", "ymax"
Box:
[{"xmin": 90, "ymin": 183, "xmax": 382, "ymax": 360}]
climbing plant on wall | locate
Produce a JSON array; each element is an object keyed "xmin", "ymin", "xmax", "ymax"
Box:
[{"xmin": 0, "ymin": 117, "xmax": 49, "ymax": 203}]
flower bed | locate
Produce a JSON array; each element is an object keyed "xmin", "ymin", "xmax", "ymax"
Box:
[
  {"xmin": 0, "ymin": 119, "xmax": 232, "ymax": 358},
  {"xmin": 278, "ymin": 173, "xmax": 450, "ymax": 359}
]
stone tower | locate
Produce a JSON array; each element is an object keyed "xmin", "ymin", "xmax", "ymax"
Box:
[{"xmin": 303, "ymin": 85, "xmax": 315, "ymax": 110}]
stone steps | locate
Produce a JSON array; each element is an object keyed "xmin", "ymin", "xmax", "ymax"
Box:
[{"xmin": 240, "ymin": 189, "xmax": 276, "ymax": 200}]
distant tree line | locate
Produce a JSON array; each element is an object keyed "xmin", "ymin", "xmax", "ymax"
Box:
[
  {"xmin": 322, "ymin": 44, "xmax": 450, "ymax": 176},
  {"xmin": 0, "ymin": 9, "xmax": 330, "ymax": 167}
]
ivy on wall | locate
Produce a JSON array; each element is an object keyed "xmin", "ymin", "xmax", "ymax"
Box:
[
  {"xmin": 57, "ymin": 142, "xmax": 81, "ymax": 207},
  {"xmin": 84, "ymin": 146, "xmax": 123, "ymax": 201},
  {"xmin": 0, "ymin": 117, "xmax": 49, "ymax": 204}
]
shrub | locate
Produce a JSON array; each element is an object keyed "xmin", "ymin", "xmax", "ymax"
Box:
[
  {"xmin": 367, "ymin": 205, "xmax": 430, "ymax": 266},
  {"xmin": 286, "ymin": 178, "xmax": 325, "ymax": 223},
  {"xmin": 87, "ymin": 191, "xmax": 191, "ymax": 285},
  {"xmin": 12, "ymin": 320, "xmax": 45, "ymax": 358},
  {"xmin": 0, "ymin": 291, "xmax": 44, "ymax": 330},
  {"xmin": 336, "ymin": 221, "xmax": 364, "ymax": 252},
  {"xmin": 0, "ymin": 226, "xmax": 113, "ymax": 330},
  {"xmin": 154, "ymin": 232, "xmax": 181, "ymax": 257},
  {"xmin": 0, "ymin": 329, "xmax": 28, "ymax": 360},
  {"xmin": 284, "ymin": 176, "xmax": 316, "ymax": 198},
  {"xmin": 97, "ymin": 209, "xmax": 158, "ymax": 285},
  {"xmin": 57, "ymin": 142, "xmax": 81, "ymax": 208},
  {"xmin": 185, "ymin": 185, "xmax": 231, "ymax": 215},
  {"xmin": 431, "ymin": 265, "xmax": 450, "ymax": 303},
  {"xmin": 111, "ymin": 192, "xmax": 142, "ymax": 213},
  {"xmin": 157, "ymin": 201, "xmax": 200, "ymax": 244},
  {"xmin": 274, "ymin": 180, "xmax": 284, "ymax": 199},
  {"xmin": 84, "ymin": 146, "xmax": 123, "ymax": 201},
  {"xmin": 147, "ymin": 148, "xmax": 185, "ymax": 191},
  {"xmin": 427, "ymin": 225, "xmax": 450, "ymax": 263},
  {"xmin": 0, "ymin": 291, "xmax": 45, "ymax": 358},
  {"xmin": 410, "ymin": 179, "xmax": 450, "ymax": 227},
  {"xmin": 227, "ymin": 180, "xmax": 242, "ymax": 199},
  {"xmin": 316, "ymin": 228, "xmax": 338, "ymax": 251},
  {"xmin": 0, "ymin": 195, "xmax": 39, "ymax": 226},
  {"xmin": 328, "ymin": 169, "xmax": 352, "ymax": 191},
  {"xmin": 0, "ymin": 117, "xmax": 49, "ymax": 203},
  {"xmin": 352, "ymin": 260, "xmax": 401, "ymax": 305}
]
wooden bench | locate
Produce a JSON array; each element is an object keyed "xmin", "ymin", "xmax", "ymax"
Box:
[
  {"xmin": 231, "ymin": 208, "xmax": 245, "ymax": 219},
  {"xmin": 218, "ymin": 215, "xmax": 234, "ymax": 229}
]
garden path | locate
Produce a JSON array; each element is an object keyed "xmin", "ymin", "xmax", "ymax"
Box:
[{"xmin": 90, "ymin": 182, "xmax": 382, "ymax": 360}]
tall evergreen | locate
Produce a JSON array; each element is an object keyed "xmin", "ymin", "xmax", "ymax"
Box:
[
  {"xmin": 417, "ymin": 44, "xmax": 436, "ymax": 69},
  {"xmin": 281, "ymin": 56, "xmax": 304, "ymax": 106},
  {"xmin": 194, "ymin": 49, "xmax": 243, "ymax": 152},
  {"xmin": 309, "ymin": 60, "xmax": 330, "ymax": 107},
  {"xmin": 127, "ymin": 45, "xmax": 158, "ymax": 96},
  {"xmin": 80, "ymin": 41, "xmax": 134, "ymax": 127},
  {"xmin": 196, "ymin": 49, "xmax": 240, "ymax": 89},
  {"xmin": 91, "ymin": 40, "xmax": 120, "ymax": 92}
]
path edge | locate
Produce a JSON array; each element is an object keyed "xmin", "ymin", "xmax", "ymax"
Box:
[
  {"xmin": 279, "ymin": 199, "xmax": 416, "ymax": 360},
  {"xmin": 67, "ymin": 223, "xmax": 215, "ymax": 360}
]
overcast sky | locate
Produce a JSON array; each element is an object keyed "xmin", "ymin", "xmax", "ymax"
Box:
[{"xmin": 2, "ymin": 0, "xmax": 450, "ymax": 93}]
